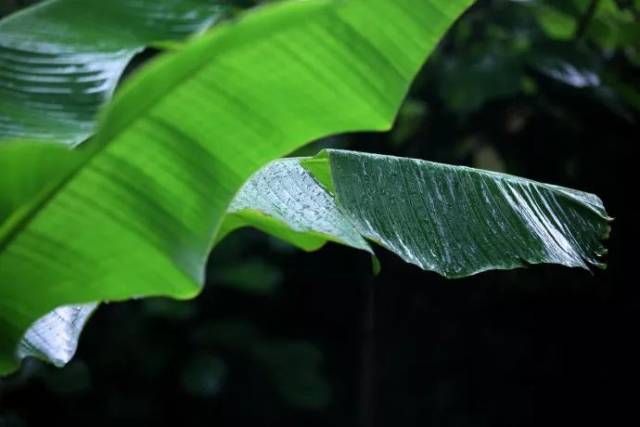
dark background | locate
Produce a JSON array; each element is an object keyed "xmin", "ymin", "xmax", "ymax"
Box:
[{"xmin": 1, "ymin": 0, "xmax": 638, "ymax": 426}]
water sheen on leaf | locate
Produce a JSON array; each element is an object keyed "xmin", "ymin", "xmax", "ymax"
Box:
[
  {"xmin": 228, "ymin": 150, "xmax": 611, "ymax": 278},
  {"xmin": 0, "ymin": 0, "xmax": 225, "ymax": 145},
  {"xmin": 223, "ymin": 158, "xmax": 371, "ymax": 252},
  {"xmin": 20, "ymin": 148, "xmax": 612, "ymax": 371}
]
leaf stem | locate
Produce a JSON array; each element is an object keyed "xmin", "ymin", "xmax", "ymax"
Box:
[{"xmin": 575, "ymin": 0, "xmax": 601, "ymax": 40}]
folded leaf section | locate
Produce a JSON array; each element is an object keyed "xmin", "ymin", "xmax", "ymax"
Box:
[{"xmin": 224, "ymin": 158, "xmax": 371, "ymax": 252}]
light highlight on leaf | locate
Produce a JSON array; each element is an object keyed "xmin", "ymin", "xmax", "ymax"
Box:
[
  {"xmin": 228, "ymin": 150, "xmax": 611, "ymax": 278},
  {"xmin": 0, "ymin": 0, "xmax": 225, "ymax": 144},
  {"xmin": 0, "ymin": 0, "xmax": 474, "ymax": 373}
]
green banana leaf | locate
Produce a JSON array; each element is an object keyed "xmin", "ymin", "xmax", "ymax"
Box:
[
  {"xmin": 222, "ymin": 157, "xmax": 373, "ymax": 253},
  {"xmin": 0, "ymin": 0, "xmax": 474, "ymax": 374},
  {"xmin": 16, "ymin": 148, "xmax": 611, "ymax": 370},
  {"xmin": 0, "ymin": 0, "xmax": 225, "ymax": 145},
  {"xmin": 227, "ymin": 150, "xmax": 611, "ymax": 277}
]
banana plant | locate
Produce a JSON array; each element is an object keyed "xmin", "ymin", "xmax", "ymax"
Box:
[{"xmin": 0, "ymin": 0, "xmax": 610, "ymax": 376}]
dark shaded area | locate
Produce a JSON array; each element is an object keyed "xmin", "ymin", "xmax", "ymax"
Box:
[{"xmin": 1, "ymin": 0, "xmax": 638, "ymax": 426}]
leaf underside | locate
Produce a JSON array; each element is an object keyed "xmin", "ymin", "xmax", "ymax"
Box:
[
  {"xmin": 0, "ymin": 0, "xmax": 474, "ymax": 374},
  {"xmin": 17, "ymin": 303, "xmax": 97, "ymax": 367}
]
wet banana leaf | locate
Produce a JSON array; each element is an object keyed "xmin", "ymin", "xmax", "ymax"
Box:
[
  {"xmin": 228, "ymin": 150, "xmax": 611, "ymax": 278},
  {"xmin": 0, "ymin": 0, "xmax": 225, "ymax": 145},
  {"xmin": 17, "ymin": 147, "xmax": 612, "ymax": 369},
  {"xmin": 222, "ymin": 158, "xmax": 372, "ymax": 253},
  {"xmin": 0, "ymin": 0, "xmax": 473, "ymax": 374}
]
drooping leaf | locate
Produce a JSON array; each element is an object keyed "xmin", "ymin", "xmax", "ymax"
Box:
[
  {"xmin": 226, "ymin": 150, "xmax": 611, "ymax": 278},
  {"xmin": 0, "ymin": 0, "xmax": 474, "ymax": 374},
  {"xmin": 0, "ymin": 0, "xmax": 225, "ymax": 145},
  {"xmin": 19, "ymin": 147, "xmax": 612, "ymax": 369}
]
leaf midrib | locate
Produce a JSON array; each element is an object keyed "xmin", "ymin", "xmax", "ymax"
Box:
[{"xmin": 0, "ymin": 1, "xmax": 336, "ymax": 265}]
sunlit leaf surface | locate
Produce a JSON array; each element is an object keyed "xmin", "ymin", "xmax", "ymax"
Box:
[{"xmin": 0, "ymin": 0, "xmax": 473, "ymax": 373}]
